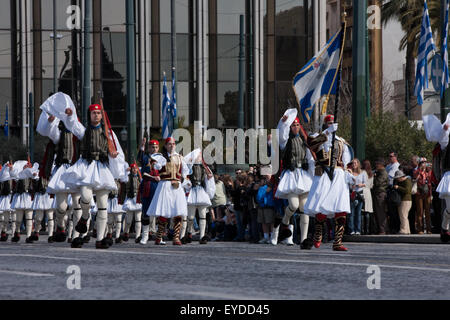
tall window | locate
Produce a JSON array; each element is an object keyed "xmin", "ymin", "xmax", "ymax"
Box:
[
  {"xmin": 159, "ymin": 0, "xmax": 193, "ymax": 128},
  {"xmin": 216, "ymin": 0, "xmax": 245, "ymax": 128},
  {"xmin": 0, "ymin": 0, "xmax": 11, "ymax": 131},
  {"xmin": 275, "ymin": 0, "xmax": 312, "ymax": 117}
]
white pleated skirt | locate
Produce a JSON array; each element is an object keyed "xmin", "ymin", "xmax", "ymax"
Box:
[
  {"xmin": 11, "ymin": 193, "xmax": 33, "ymax": 210},
  {"xmin": 437, "ymin": 171, "xmax": 450, "ymax": 198},
  {"xmin": 108, "ymin": 197, "xmax": 125, "ymax": 214},
  {"xmin": 0, "ymin": 195, "xmax": 12, "ymax": 212},
  {"xmin": 32, "ymin": 193, "xmax": 54, "ymax": 210},
  {"xmin": 187, "ymin": 186, "xmax": 212, "ymax": 206},
  {"xmin": 63, "ymin": 159, "xmax": 117, "ymax": 191},
  {"xmin": 147, "ymin": 181, "xmax": 188, "ymax": 218},
  {"xmin": 304, "ymin": 168, "xmax": 351, "ymax": 217},
  {"xmin": 275, "ymin": 168, "xmax": 313, "ymax": 199},
  {"xmin": 47, "ymin": 164, "xmax": 74, "ymax": 194},
  {"xmin": 122, "ymin": 196, "xmax": 142, "ymax": 212}
]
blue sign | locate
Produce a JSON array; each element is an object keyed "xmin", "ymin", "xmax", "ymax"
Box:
[{"xmin": 431, "ymin": 53, "xmax": 443, "ymax": 93}]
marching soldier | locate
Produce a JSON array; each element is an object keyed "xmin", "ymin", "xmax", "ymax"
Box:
[
  {"xmin": 181, "ymin": 149, "xmax": 215, "ymax": 244},
  {"xmin": 31, "ymin": 175, "xmax": 55, "ymax": 243},
  {"xmin": 139, "ymin": 139, "xmax": 161, "ymax": 245},
  {"xmin": 10, "ymin": 160, "xmax": 39, "ymax": 243},
  {"xmin": 121, "ymin": 163, "xmax": 143, "ymax": 243},
  {"xmin": 304, "ymin": 115, "xmax": 353, "ymax": 251},
  {"xmin": 146, "ymin": 137, "xmax": 189, "ymax": 245},
  {"xmin": 64, "ymin": 103, "xmax": 121, "ymax": 249},
  {"xmin": 36, "ymin": 93, "xmax": 85, "ymax": 244},
  {"xmin": 274, "ymin": 109, "xmax": 315, "ymax": 249},
  {"xmin": 0, "ymin": 162, "xmax": 13, "ymax": 241}
]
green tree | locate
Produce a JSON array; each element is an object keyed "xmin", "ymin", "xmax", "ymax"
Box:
[{"xmin": 337, "ymin": 112, "xmax": 434, "ymax": 164}]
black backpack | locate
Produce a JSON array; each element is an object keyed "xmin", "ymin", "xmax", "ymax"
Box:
[{"xmin": 387, "ymin": 186, "xmax": 402, "ymax": 206}]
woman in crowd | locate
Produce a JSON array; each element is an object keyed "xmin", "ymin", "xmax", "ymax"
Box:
[
  {"xmin": 362, "ymin": 159, "xmax": 375, "ymax": 235},
  {"xmin": 348, "ymin": 159, "xmax": 367, "ymax": 235}
]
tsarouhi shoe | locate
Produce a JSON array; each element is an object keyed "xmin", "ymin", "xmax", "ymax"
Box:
[
  {"xmin": 95, "ymin": 239, "xmax": 110, "ymax": 249},
  {"xmin": 48, "ymin": 236, "xmax": 54, "ymax": 243},
  {"xmin": 135, "ymin": 236, "xmax": 142, "ymax": 243},
  {"xmin": 54, "ymin": 227, "xmax": 67, "ymax": 242},
  {"xmin": 105, "ymin": 233, "xmax": 114, "ymax": 246},
  {"xmin": 300, "ymin": 238, "xmax": 313, "ymax": 250},
  {"xmin": 333, "ymin": 245, "xmax": 348, "ymax": 252},
  {"xmin": 71, "ymin": 237, "xmax": 84, "ymax": 248},
  {"xmin": 11, "ymin": 232, "xmax": 20, "ymax": 243},
  {"xmin": 25, "ymin": 237, "xmax": 34, "ymax": 244},
  {"xmin": 278, "ymin": 224, "xmax": 292, "ymax": 242},
  {"xmin": 122, "ymin": 233, "xmax": 129, "ymax": 242},
  {"xmin": 154, "ymin": 238, "xmax": 166, "ymax": 245},
  {"xmin": 82, "ymin": 235, "xmax": 91, "ymax": 243},
  {"xmin": 441, "ymin": 229, "xmax": 450, "ymax": 243},
  {"xmin": 0, "ymin": 232, "xmax": 8, "ymax": 242},
  {"xmin": 30, "ymin": 231, "xmax": 39, "ymax": 241},
  {"xmin": 199, "ymin": 236, "xmax": 208, "ymax": 245},
  {"xmin": 115, "ymin": 237, "xmax": 123, "ymax": 244}
]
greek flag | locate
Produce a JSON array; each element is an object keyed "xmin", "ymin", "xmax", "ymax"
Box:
[
  {"xmin": 442, "ymin": 0, "xmax": 449, "ymax": 97},
  {"xmin": 161, "ymin": 75, "xmax": 172, "ymax": 139},
  {"xmin": 414, "ymin": 0, "xmax": 436, "ymax": 106},
  {"xmin": 293, "ymin": 28, "xmax": 343, "ymax": 123}
]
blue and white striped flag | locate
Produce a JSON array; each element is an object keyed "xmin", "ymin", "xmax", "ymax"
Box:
[
  {"xmin": 441, "ymin": 0, "xmax": 449, "ymax": 97},
  {"xmin": 161, "ymin": 75, "xmax": 172, "ymax": 139},
  {"xmin": 414, "ymin": 0, "xmax": 436, "ymax": 106},
  {"xmin": 293, "ymin": 28, "xmax": 343, "ymax": 123}
]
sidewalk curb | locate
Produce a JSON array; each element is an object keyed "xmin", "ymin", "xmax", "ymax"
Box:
[{"xmin": 343, "ymin": 234, "xmax": 445, "ymax": 244}]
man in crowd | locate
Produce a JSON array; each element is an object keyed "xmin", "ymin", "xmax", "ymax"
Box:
[{"xmin": 373, "ymin": 159, "xmax": 389, "ymax": 235}]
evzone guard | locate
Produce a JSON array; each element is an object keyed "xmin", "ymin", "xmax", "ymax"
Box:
[
  {"xmin": 304, "ymin": 114, "xmax": 353, "ymax": 251},
  {"xmin": 139, "ymin": 139, "xmax": 161, "ymax": 245},
  {"xmin": 274, "ymin": 109, "xmax": 315, "ymax": 249},
  {"xmin": 0, "ymin": 161, "xmax": 13, "ymax": 242},
  {"xmin": 181, "ymin": 149, "xmax": 216, "ymax": 245},
  {"xmin": 121, "ymin": 163, "xmax": 143, "ymax": 243},
  {"xmin": 63, "ymin": 102, "xmax": 125, "ymax": 249},
  {"xmin": 146, "ymin": 137, "xmax": 189, "ymax": 245},
  {"xmin": 36, "ymin": 92, "xmax": 85, "ymax": 243},
  {"xmin": 10, "ymin": 160, "xmax": 40, "ymax": 243}
]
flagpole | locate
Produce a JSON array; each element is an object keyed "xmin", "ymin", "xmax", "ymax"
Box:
[
  {"xmin": 441, "ymin": 0, "xmax": 450, "ymax": 121},
  {"xmin": 171, "ymin": 0, "xmax": 178, "ymax": 130},
  {"xmin": 329, "ymin": 15, "xmax": 347, "ymax": 180},
  {"xmin": 351, "ymin": 0, "xmax": 367, "ymax": 160}
]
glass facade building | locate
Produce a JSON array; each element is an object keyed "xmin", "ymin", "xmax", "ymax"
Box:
[{"xmin": 0, "ymin": 0, "xmax": 315, "ymax": 145}]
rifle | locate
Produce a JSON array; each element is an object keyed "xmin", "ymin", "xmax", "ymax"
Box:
[
  {"xmin": 27, "ymin": 152, "xmax": 32, "ymax": 168},
  {"xmin": 99, "ymin": 99, "xmax": 117, "ymax": 155}
]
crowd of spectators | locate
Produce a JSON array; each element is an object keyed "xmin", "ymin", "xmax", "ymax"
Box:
[{"xmin": 196, "ymin": 151, "xmax": 442, "ymax": 245}]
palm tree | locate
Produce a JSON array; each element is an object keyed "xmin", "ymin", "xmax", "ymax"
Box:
[{"xmin": 381, "ymin": 0, "xmax": 441, "ymax": 117}]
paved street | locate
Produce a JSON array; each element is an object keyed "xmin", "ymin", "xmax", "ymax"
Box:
[{"xmin": 0, "ymin": 237, "xmax": 450, "ymax": 300}]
